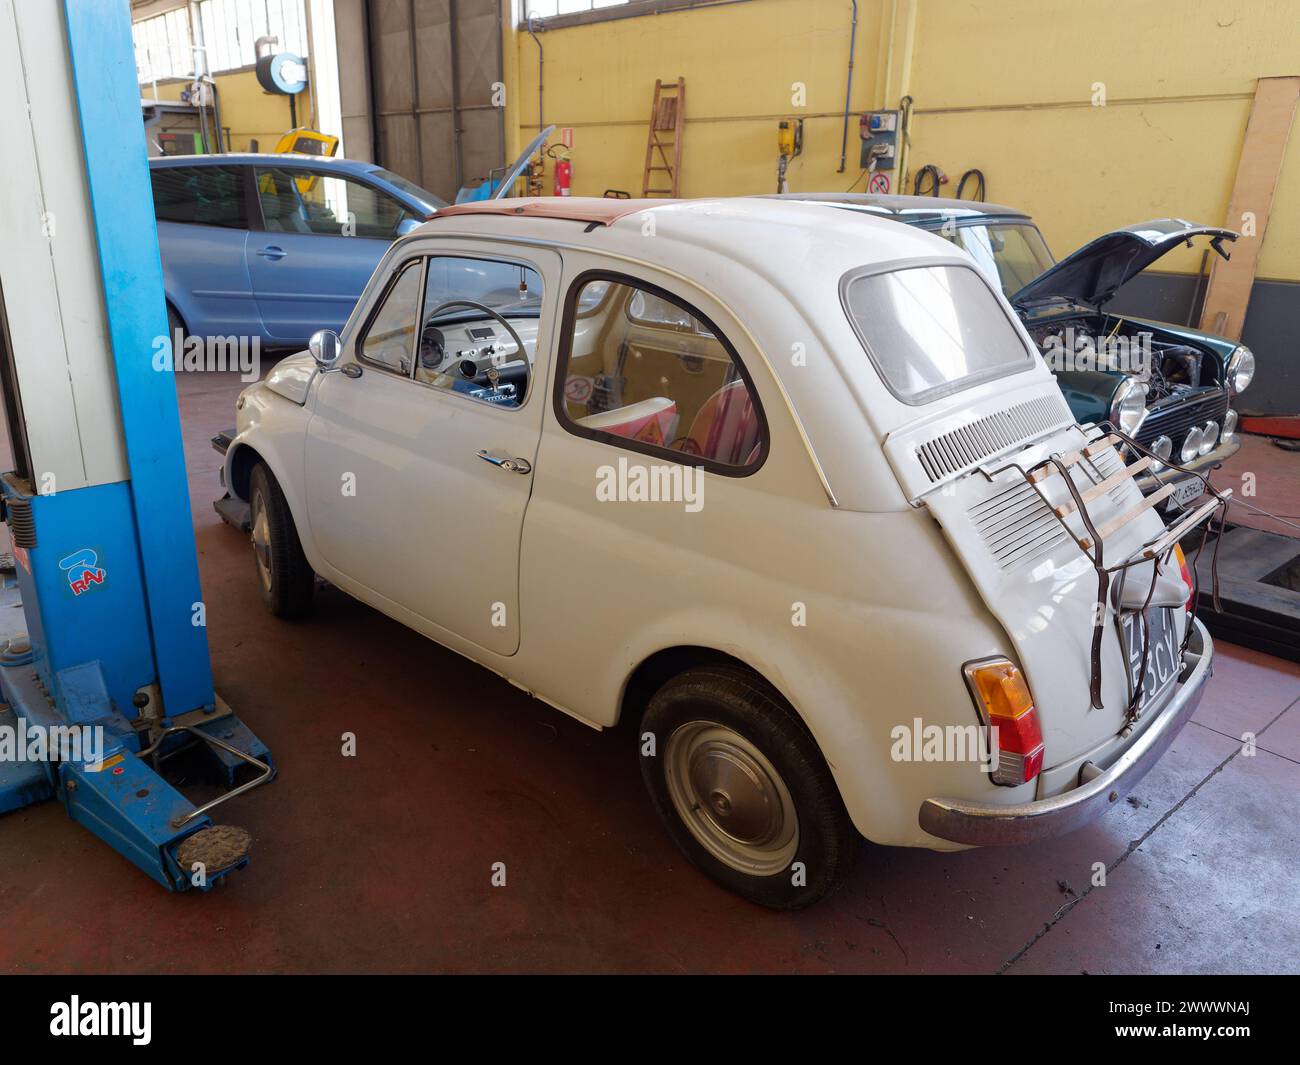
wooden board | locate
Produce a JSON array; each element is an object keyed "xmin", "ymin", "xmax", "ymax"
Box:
[
  {"xmin": 1027, "ymin": 434, "xmax": 1118, "ymax": 483},
  {"xmin": 1078, "ymin": 483, "xmax": 1176, "ymax": 551},
  {"xmin": 1054, "ymin": 456, "xmax": 1153, "ymax": 518},
  {"xmin": 1198, "ymin": 76, "xmax": 1300, "ymax": 340}
]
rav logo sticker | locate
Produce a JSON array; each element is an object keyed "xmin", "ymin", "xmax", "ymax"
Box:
[{"xmin": 58, "ymin": 548, "xmax": 106, "ymax": 597}]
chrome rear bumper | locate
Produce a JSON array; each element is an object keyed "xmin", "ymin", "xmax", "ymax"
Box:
[{"xmin": 918, "ymin": 619, "xmax": 1213, "ymax": 846}]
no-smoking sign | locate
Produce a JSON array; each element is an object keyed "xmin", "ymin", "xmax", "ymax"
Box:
[{"xmin": 868, "ymin": 172, "xmax": 891, "ymax": 194}]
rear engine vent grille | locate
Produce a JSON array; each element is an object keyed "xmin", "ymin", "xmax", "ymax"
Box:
[
  {"xmin": 968, "ymin": 481, "xmax": 1069, "ymax": 570},
  {"xmin": 968, "ymin": 444, "xmax": 1131, "ymax": 571},
  {"xmin": 1083, "ymin": 445, "xmax": 1135, "ymax": 507},
  {"xmin": 915, "ymin": 395, "xmax": 1068, "ymax": 483}
]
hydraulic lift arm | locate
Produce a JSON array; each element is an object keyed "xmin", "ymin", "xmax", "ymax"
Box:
[{"xmin": 0, "ymin": 0, "xmax": 273, "ymax": 891}]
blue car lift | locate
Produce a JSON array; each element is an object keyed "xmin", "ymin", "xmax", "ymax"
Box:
[{"xmin": 0, "ymin": 0, "xmax": 273, "ymax": 890}]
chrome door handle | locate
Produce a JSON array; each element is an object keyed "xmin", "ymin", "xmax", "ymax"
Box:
[
  {"xmin": 476, "ymin": 449, "xmax": 531, "ymax": 475},
  {"xmin": 257, "ymin": 245, "xmax": 286, "ymax": 260}
]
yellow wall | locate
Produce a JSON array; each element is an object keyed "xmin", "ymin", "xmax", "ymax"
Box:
[
  {"xmin": 508, "ymin": 0, "xmax": 1300, "ymax": 281},
  {"xmin": 146, "ymin": 68, "xmax": 315, "ymax": 153}
]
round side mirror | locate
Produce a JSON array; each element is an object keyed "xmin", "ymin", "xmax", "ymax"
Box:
[{"xmin": 309, "ymin": 329, "xmax": 342, "ymax": 370}]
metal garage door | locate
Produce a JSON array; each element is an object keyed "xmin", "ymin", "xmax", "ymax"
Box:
[{"xmin": 367, "ymin": 0, "xmax": 504, "ymax": 203}]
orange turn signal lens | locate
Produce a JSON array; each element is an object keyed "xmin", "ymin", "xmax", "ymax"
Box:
[
  {"xmin": 1173, "ymin": 543, "xmax": 1194, "ymax": 612},
  {"xmin": 965, "ymin": 660, "xmax": 1035, "ymax": 722},
  {"xmin": 963, "ymin": 659, "xmax": 1045, "ymax": 786}
]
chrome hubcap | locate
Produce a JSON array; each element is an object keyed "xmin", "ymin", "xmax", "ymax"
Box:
[
  {"xmin": 250, "ymin": 492, "xmax": 272, "ymax": 593},
  {"xmin": 664, "ymin": 721, "xmax": 798, "ymax": 875}
]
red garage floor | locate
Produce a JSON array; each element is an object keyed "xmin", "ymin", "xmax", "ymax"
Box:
[{"xmin": 1, "ymin": 370, "xmax": 1297, "ymax": 974}]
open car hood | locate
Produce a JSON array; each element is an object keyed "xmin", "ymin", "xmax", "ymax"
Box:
[
  {"xmin": 1011, "ymin": 219, "xmax": 1237, "ymax": 308},
  {"xmin": 490, "ymin": 124, "xmax": 555, "ymax": 199}
]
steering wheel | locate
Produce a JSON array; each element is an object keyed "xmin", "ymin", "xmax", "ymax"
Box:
[{"xmin": 422, "ymin": 300, "xmax": 529, "ymax": 384}]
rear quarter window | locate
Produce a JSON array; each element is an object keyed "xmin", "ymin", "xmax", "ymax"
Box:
[{"xmin": 555, "ymin": 273, "xmax": 767, "ymax": 473}]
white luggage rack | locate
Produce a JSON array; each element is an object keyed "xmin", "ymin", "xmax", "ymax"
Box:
[{"xmin": 981, "ymin": 424, "xmax": 1232, "ymax": 718}]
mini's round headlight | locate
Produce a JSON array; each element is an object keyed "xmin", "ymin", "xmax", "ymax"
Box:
[
  {"xmin": 1227, "ymin": 346, "xmax": 1255, "ymax": 394},
  {"xmin": 1181, "ymin": 426, "xmax": 1204, "ymax": 464},
  {"xmin": 1198, "ymin": 420, "xmax": 1219, "ymax": 456},
  {"xmin": 1150, "ymin": 435, "xmax": 1173, "ymax": 471},
  {"xmin": 1109, "ymin": 379, "xmax": 1149, "ymax": 435},
  {"xmin": 1222, "ymin": 408, "xmax": 1239, "ymax": 442}
]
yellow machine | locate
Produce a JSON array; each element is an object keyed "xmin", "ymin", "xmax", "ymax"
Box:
[
  {"xmin": 273, "ymin": 128, "xmax": 339, "ymax": 157},
  {"xmin": 262, "ymin": 129, "xmax": 340, "ymax": 196},
  {"xmin": 777, "ymin": 118, "xmax": 803, "ymax": 193}
]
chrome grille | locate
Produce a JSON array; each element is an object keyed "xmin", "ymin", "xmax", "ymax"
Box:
[
  {"xmin": 915, "ymin": 395, "xmax": 1070, "ymax": 483},
  {"xmin": 1136, "ymin": 390, "xmax": 1229, "ymax": 447}
]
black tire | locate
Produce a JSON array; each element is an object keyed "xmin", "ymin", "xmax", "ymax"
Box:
[
  {"xmin": 248, "ymin": 462, "xmax": 315, "ymax": 618},
  {"xmin": 639, "ymin": 665, "xmax": 857, "ymax": 910},
  {"xmin": 166, "ymin": 305, "xmax": 185, "ymax": 351}
]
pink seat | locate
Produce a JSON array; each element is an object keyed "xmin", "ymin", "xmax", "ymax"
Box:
[{"xmin": 680, "ymin": 380, "xmax": 760, "ymax": 465}]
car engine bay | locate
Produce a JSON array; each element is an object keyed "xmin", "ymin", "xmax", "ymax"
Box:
[{"xmin": 1027, "ymin": 314, "xmax": 1223, "ymax": 402}]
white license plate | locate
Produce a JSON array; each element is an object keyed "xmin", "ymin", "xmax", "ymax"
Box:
[
  {"xmin": 1121, "ymin": 608, "xmax": 1180, "ymax": 705},
  {"xmin": 1164, "ymin": 477, "xmax": 1204, "ymax": 512}
]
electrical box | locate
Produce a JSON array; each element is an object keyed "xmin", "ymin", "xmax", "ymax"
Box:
[{"xmin": 859, "ymin": 109, "xmax": 900, "ymax": 170}]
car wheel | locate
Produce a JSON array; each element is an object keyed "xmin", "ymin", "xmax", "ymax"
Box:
[
  {"xmin": 639, "ymin": 665, "xmax": 857, "ymax": 910},
  {"xmin": 248, "ymin": 461, "xmax": 315, "ymax": 618},
  {"xmin": 166, "ymin": 305, "xmax": 185, "ymax": 351}
]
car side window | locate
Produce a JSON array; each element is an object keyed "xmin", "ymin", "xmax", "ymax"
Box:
[
  {"xmin": 254, "ymin": 167, "xmax": 412, "ymax": 238},
  {"xmin": 358, "ymin": 261, "xmax": 422, "ymax": 374},
  {"xmin": 556, "ymin": 275, "xmax": 765, "ymax": 470},
  {"xmin": 150, "ymin": 165, "xmax": 247, "ymax": 229},
  {"xmin": 413, "ymin": 256, "xmax": 542, "ymax": 410}
]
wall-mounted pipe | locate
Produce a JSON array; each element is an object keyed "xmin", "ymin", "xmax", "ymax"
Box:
[
  {"xmin": 837, "ymin": 0, "xmax": 858, "ymax": 173},
  {"xmin": 362, "ymin": 0, "xmax": 382, "ymax": 164},
  {"xmin": 527, "ymin": 14, "xmax": 543, "ymax": 134}
]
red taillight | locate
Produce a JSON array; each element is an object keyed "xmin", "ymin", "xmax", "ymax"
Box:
[
  {"xmin": 964, "ymin": 660, "xmax": 1045, "ymax": 786},
  {"xmin": 1174, "ymin": 543, "xmax": 1194, "ymax": 612}
]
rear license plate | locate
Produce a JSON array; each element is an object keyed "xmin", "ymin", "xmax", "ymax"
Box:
[
  {"xmin": 1164, "ymin": 477, "xmax": 1203, "ymax": 512},
  {"xmin": 1121, "ymin": 607, "xmax": 1180, "ymax": 705}
]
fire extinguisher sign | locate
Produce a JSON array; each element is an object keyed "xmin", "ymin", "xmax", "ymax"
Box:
[{"xmin": 560, "ymin": 127, "xmax": 573, "ymax": 148}]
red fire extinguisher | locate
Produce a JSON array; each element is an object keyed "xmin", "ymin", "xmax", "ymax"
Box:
[{"xmin": 549, "ymin": 145, "xmax": 572, "ymax": 196}]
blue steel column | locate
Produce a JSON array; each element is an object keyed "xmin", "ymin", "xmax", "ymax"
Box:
[{"xmin": 61, "ymin": 0, "xmax": 215, "ymax": 714}]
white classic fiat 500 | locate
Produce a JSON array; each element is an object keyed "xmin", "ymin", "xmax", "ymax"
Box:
[{"xmin": 220, "ymin": 197, "xmax": 1216, "ymax": 909}]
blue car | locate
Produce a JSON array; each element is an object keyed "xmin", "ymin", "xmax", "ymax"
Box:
[{"xmin": 149, "ymin": 154, "xmax": 445, "ymax": 348}]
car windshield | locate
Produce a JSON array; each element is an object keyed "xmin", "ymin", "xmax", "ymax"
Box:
[
  {"xmin": 371, "ymin": 167, "xmax": 448, "ymax": 212},
  {"xmin": 938, "ymin": 222, "xmax": 1054, "ymax": 298},
  {"xmin": 842, "ymin": 263, "xmax": 1033, "ymax": 403},
  {"xmin": 422, "ymin": 259, "xmax": 545, "ymax": 325}
]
